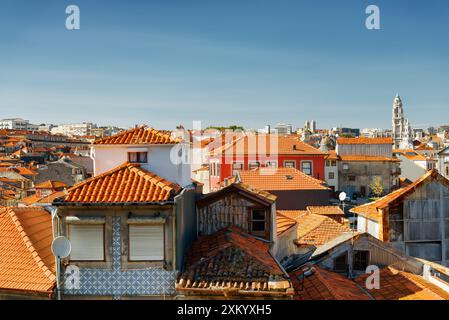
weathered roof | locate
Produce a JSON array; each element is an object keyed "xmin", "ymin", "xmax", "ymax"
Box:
[
  {"xmin": 339, "ymin": 155, "xmax": 400, "ymax": 162},
  {"xmin": 278, "ymin": 210, "xmax": 351, "ymax": 247},
  {"xmin": 197, "ymin": 182, "xmax": 277, "ymax": 205},
  {"xmin": 176, "ymin": 226, "xmax": 292, "ymax": 296},
  {"xmin": 57, "ymin": 162, "xmax": 181, "ymax": 205},
  {"xmin": 355, "ymin": 266, "xmax": 449, "ymax": 300},
  {"xmin": 93, "ymin": 126, "xmax": 180, "ymax": 145},
  {"xmin": 238, "ymin": 167, "xmax": 329, "ymax": 191},
  {"xmin": 0, "ymin": 207, "xmax": 55, "ymax": 294},
  {"xmin": 290, "ymin": 264, "xmax": 371, "ymax": 300},
  {"xmin": 350, "ymin": 170, "xmax": 449, "ymax": 220},
  {"xmin": 276, "ymin": 212, "xmax": 298, "ymax": 236}
]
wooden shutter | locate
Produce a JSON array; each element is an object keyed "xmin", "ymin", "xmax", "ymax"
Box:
[
  {"xmin": 129, "ymin": 225, "xmax": 164, "ymax": 261},
  {"xmin": 69, "ymin": 224, "xmax": 104, "ymax": 261}
]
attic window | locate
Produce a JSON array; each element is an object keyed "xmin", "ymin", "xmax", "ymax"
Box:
[
  {"xmin": 333, "ymin": 252, "xmax": 348, "ymax": 272},
  {"xmin": 128, "ymin": 152, "xmax": 148, "ymax": 164},
  {"xmin": 293, "ymin": 145, "xmax": 297, "ymax": 150},
  {"xmin": 286, "ymin": 175, "xmax": 294, "ymax": 180}
]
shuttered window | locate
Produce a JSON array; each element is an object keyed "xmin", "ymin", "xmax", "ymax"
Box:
[
  {"xmin": 129, "ymin": 225, "xmax": 164, "ymax": 261},
  {"xmin": 69, "ymin": 224, "xmax": 104, "ymax": 261}
]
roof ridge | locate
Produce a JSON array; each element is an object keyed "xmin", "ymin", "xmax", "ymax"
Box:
[
  {"xmin": 66, "ymin": 162, "xmax": 135, "ymax": 193},
  {"xmin": 6, "ymin": 208, "xmax": 56, "ymax": 283}
]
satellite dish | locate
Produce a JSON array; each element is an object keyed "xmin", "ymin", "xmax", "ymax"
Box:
[
  {"xmin": 339, "ymin": 192, "xmax": 347, "ymax": 202},
  {"xmin": 52, "ymin": 236, "xmax": 71, "ymax": 258}
]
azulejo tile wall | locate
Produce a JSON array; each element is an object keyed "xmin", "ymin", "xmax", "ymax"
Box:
[{"xmin": 63, "ymin": 217, "xmax": 177, "ymax": 297}]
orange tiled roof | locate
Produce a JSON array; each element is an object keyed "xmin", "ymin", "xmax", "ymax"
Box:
[
  {"xmin": 278, "ymin": 210, "xmax": 351, "ymax": 246},
  {"xmin": 20, "ymin": 191, "xmax": 67, "ymax": 206},
  {"xmin": 337, "ymin": 137, "xmax": 393, "ymax": 145},
  {"xmin": 326, "ymin": 150, "xmax": 338, "ymax": 161},
  {"xmin": 211, "ymin": 134, "xmax": 326, "ymax": 156},
  {"xmin": 0, "ymin": 207, "xmax": 55, "ymax": 294},
  {"xmin": 355, "ymin": 266, "xmax": 449, "ymax": 300},
  {"xmin": 276, "ymin": 212, "xmax": 297, "ymax": 236},
  {"xmin": 13, "ymin": 167, "xmax": 38, "ymax": 176},
  {"xmin": 238, "ymin": 167, "xmax": 329, "ymax": 191},
  {"xmin": 307, "ymin": 206, "xmax": 344, "ymax": 216},
  {"xmin": 93, "ymin": 126, "xmax": 180, "ymax": 145},
  {"xmin": 176, "ymin": 226, "xmax": 292, "ymax": 296},
  {"xmin": 59, "ymin": 163, "xmax": 181, "ymax": 204},
  {"xmin": 34, "ymin": 180, "xmax": 68, "ymax": 190},
  {"xmin": 351, "ymin": 170, "xmax": 449, "ymax": 220},
  {"xmin": 339, "ymin": 155, "xmax": 400, "ymax": 162},
  {"xmin": 291, "ymin": 264, "xmax": 371, "ymax": 300}
]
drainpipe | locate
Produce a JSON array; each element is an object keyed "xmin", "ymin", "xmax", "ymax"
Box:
[{"xmin": 48, "ymin": 206, "xmax": 62, "ymax": 300}]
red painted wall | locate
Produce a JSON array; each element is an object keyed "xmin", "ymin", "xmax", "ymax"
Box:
[{"xmin": 209, "ymin": 154, "xmax": 326, "ymax": 191}]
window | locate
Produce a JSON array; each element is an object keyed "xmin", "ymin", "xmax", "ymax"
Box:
[
  {"xmin": 265, "ymin": 160, "xmax": 278, "ymax": 168},
  {"xmin": 353, "ymin": 251, "xmax": 370, "ymax": 271},
  {"xmin": 389, "ymin": 206, "xmax": 404, "ymax": 242},
  {"xmin": 343, "ymin": 163, "xmax": 349, "ymax": 170},
  {"xmin": 128, "ymin": 152, "xmax": 148, "ymax": 164},
  {"xmin": 349, "ymin": 175, "xmax": 356, "ymax": 182},
  {"xmin": 69, "ymin": 224, "xmax": 104, "ymax": 261},
  {"xmin": 232, "ymin": 162, "xmax": 243, "ymax": 175},
  {"xmin": 129, "ymin": 225, "xmax": 164, "ymax": 261},
  {"xmin": 331, "ymin": 160, "xmax": 337, "ymax": 167},
  {"xmin": 248, "ymin": 161, "xmax": 260, "ymax": 170},
  {"xmin": 250, "ymin": 209, "xmax": 266, "ymax": 234},
  {"xmin": 333, "ymin": 252, "xmax": 348, "ymax": 272},
  {"xmin": 301, "ymin": 161, "xmax": 313, "ymax": 176},
  {"xmin": 284, "ymin": 160, "xmax": 296, "ymax": 168},
  {"xmin": 328, "ymin": 172, "xmax": 335, "ymax": 179}
]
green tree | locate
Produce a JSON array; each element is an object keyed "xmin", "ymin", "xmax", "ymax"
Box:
[{"xmin": 369, "ymin": 177, "xmax": 384, "ymax": 198}]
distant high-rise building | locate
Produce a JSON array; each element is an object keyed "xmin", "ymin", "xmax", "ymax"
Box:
[{"xmin": 392, "ymin": 94, "xmax": 413, "ymax": 149}]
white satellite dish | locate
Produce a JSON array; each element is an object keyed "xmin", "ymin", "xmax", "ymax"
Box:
[
  {"xmin": 51, "ymin": 236, "xmax": 71, "ymax": 258},
  {"xmin": 339, "ymin": 192, "xmax": 347, "ymax": 202}
]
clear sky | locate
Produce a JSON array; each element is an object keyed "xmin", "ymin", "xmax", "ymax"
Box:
[{"xmin": 0, "ymin": 0, "xmax": 448, "ymax": 130}]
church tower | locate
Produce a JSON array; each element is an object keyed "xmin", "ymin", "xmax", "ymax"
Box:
[{"xmin": 392, "ymin": 94, "xmax": 405, "ymax": 149}]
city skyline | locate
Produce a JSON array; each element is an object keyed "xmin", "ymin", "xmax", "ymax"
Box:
[{"xmin": 0, "ymin": 1, "xmax": 448, "ymax": 129}]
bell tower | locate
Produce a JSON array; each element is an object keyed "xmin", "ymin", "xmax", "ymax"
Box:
[{"xmin": 392, "ymin": 94, "xmax": 404, "ymax": 149}]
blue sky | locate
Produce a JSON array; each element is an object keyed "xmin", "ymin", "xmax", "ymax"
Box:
[{"xmin": 0, "ymin": 0, "xmax": 448, "ymax": 130}]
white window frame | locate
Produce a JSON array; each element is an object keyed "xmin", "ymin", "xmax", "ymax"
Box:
[
  {"xmin": 301, "ymin": 160, "xmax": 313, "ymax": 176},
  {"xmin": 283, "ymin": 160, "xmax": 296, "ymax": 169},
  {"xmin": 248, "ymin": 161, "xmax": 260, "ymax": 170},
  {"xmin": 265, "ymin": 160, "xmax": 278, "ymax": 168}
]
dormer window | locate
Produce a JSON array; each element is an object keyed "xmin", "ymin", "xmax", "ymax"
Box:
[{"xmin": 128, "ymin": 152, "xmax": 148, "ymax": 164}]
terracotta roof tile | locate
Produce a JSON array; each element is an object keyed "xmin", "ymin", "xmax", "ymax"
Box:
[
  {"xmin": 34, "ymin": 180, "xmax": 68, "ymax": 190},
  {"xmin": 93, "ymin": 126, "xmax": 180, "ymax": 145},
  {"xmin": 306, "ymin": 206, "xmax": 344, "ymax": 216},
  {"xmin": 339, "ymin": 155, "xmax": 400, "ymax": 162},
  {"xmin": 238, "ymin": 168, "xmax": 329, "ymax": 191},
  {"xmin": 337, "ymin": 137, "xmax": 393, "ymax": 145},
  {"xmin": 0, "ymin": 207, "xmax": 55, "ymax": 294},
  {"xmin": 176, "ymin": 226, "xmax": 292, "ymax": 296},
  {"xmin": 278, "ymin": 210, "xmax": 351, "ymax": 246},
  {"xmin": 59, "ymin": 163, "xmax": 181, "ymax": 204},
  {"xmin": 276, "ymin": 212, "xmax": 297, "ymax": 236},
  {"xmin": 290, "ymin": 264, "xmax": 371, "ymax": 300},
  {"xmin": 355, "ymin": 267, "xmax": 449, "ymax": 300}
]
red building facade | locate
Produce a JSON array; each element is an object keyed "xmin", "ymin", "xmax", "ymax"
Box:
[{"xmin": 209, "ymin": 134, "xmax": 327, "ymax": 191}]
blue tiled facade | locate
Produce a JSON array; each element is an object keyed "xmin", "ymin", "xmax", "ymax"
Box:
[{"xmin": 63, "ymin": 217, "xmax": 177, "ymax": 297}]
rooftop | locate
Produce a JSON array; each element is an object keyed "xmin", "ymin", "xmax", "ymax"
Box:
[
  {"xmin": 93, "ymin": 126, "xmax": 180, "ymax": 145},
  {"xmin": 290, "ymin": 264, "xmax": 371, "ymax": 300},
  {"xmin": 350, "ymin": 170, "xmax": 449, "ymax": 221},
  {"xmin": 356, "ymin": 266, "xmax": 449, "ymax": 300},
  {"xmin": 56, "ymin": 162, "xmax": 181, "ymax": 205},
  {"xmin": 0, "ymin": 207, "xmax": 55, "ymax": 294},
  {"xmin": 176, "ymin": 226, "xmax": 292, "ymax": 296},
  {"xmin": 237, "ymin": 167, "xmax": 329, "ymax": 191}
]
